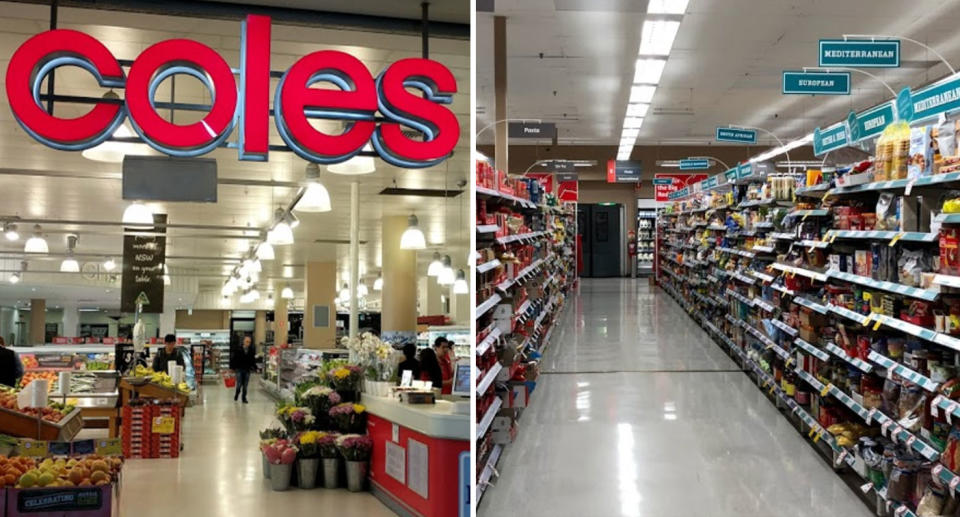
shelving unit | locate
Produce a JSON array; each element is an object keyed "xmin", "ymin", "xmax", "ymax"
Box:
[
  {"xmin": 475, "ymin": 159, "xmax": 577, "ymax": 505},
  {"xmin": 636, "ymin": 207, "xmax": 657, "ymax": 276}
]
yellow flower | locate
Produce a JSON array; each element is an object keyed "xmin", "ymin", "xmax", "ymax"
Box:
[
  {"xmin": 334, "ymin": 368, "xmax": 351, "ymax": 379},
  {"xmin": 300, "ymin": 431, "xmax": 319, "ymax": 445},
  {"xmin": 353, "ymin": 404, "xmax": 366, "ymax": 414}
]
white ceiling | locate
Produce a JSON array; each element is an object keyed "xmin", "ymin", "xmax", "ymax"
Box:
[
  {"xmin": 0, "ymin": 1, "xmax": 469, "ymax": 309},
  {"xmin": 477, "ymin": 0, "xmax": 960, "ymax": 147}
]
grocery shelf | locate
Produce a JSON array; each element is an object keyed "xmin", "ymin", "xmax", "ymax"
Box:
[
  {"xmin": 799, "ymin": 239, "xmax": 829, "ymax": 249},
  {"xmin": 827, "ymin": 271, "xmax": 939, "ymax": 301},
  {"xmin": 791, "ymin": 296, "xmax": 828, "ymax": 314},
  {"xmin": 476, "ymin": 293, "xmax": 502, "ymax": 319},
  {"xmin": 770, "ymin": 232, "xmax": 796, "ymax": 240},
  {"xmin": 751, "ymin": 245, "xmax": 775, "ymax": 253},
  {"xmin": 497, "ymin": 258, "xmax": 544, "ymax": 291},
  {"xmin": 787, "ymin": 209, "xmax": 829, "ymax": 218},
  {"xmin": 828, "ymin": 230, "xmax": 937, "ymax": 243},
  {"xmin": 795, "ymin": 183, "xmax": 831, "ymax": 196},
  {"xmin": 771, "ymin": 319, "xmax": 798, "ymax": 337},
  {"xmin": 832, "ymin": 171, "xmax": 960, "ymax": 195},
  {"xmin": 750, "ymin": 270, "xmax": 775, "ymax": 283},
  {"xmin": 477, "ymin": 185, "xmax": 537, "ymax": 208},
  {"xmin": 477, "ymin": 444, "xmax": 502, "ymax": 501},
  {"xmin": 496, "ymin": 231, "xmax": 545, "ymax": 245},
  {"xmin": 771, "ymin": 262, "xmax": 828, "ymax": 282},
  {"xmin": 754, "ymin": 299, "xmax": 776, "ymax": 313},
  {"xmin": 477, "ymin": 224, "xmax": 499, "ymax": 234},
  {"xmin": 823, "ymin": 342, "xmax": 873, "ymax": 373},
  {"xmin": 476, "ymin": 362, "xmax": 502, "ymax": 395},
  {"xmin": 477, "ymin": 397, "xmax": 503, "ymax": 439},
  {"xmin": 867, "ymin": 351, "xmax": 939, "ymax": 392},
  {"xmin": 476, "ymin": 259, "xmax": 501, "ymax": 274},
  {"xmin": 793, "ymin": 338, "xmax": 829, "ymax": 361},
  {"xmin": 476, "ymin": 327, "xmax": 502, "ymax": 356}
]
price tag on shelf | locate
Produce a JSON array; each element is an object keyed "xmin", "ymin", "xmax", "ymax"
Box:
[
  {"xmin": 933, "ymin": 464, "xmax": 945, "ymax": 480},
  {"xmin": 932, "ymin": 395, "xmax": 942, "ymax": 417},
  {"xmin": 802, "ymin": 212, "xmax": 811, "ymax": 221},
  {"xmin": 873, "ymin": 318, "xmax": 883, "ymax": 331},
  {"xmin": 889, "ymin": 232, "xmax": 905, "ymax": 247},
  {"xmin": 820, "ymin": 383, "xmax": 831, "ymax": 397},
  {"xmin": 881, "ymin": 420, "xmax": 893, "ymax": 436},
  {"xmin": 835, "ymin": 449, "xmax": 848, "ymax": 467},
  {"xmin": 867, "ymin": 408, "xmax": 878, "ymax": 424},
  {"xmin": 892, "ymin": 426, "xmax": 904, "ymax": 441},
  {"xmin": 906, "ymin": 435, "xmax": 917, "ymax": 448},
  {"xmin": 808, "ymin": 428, "xmax": 817, "ymax": 438},
  {"xmin": 822, "ymin": 191, "xmax": 833, "ymax": 202},
  {"xmin": 813, "ymin": 430, "xmax": 822, "ymax": 443},
  {"xmin": 862, "ymin": 312, "xmax": 874, "ymax": 327},
  {"xmin": 951, "ymin": 476, "xmax": 960, "ymax": 493},
  {"xmin": 905, "ymin": 178, "xmax": 918, "ymax": 196},
  {"xmin": 860, "ymin": 482, "xmax": 873, "ymax": 494},
  {"xmin": 785, "ymin": 357, "xmax": 795, "ymax": 367}
]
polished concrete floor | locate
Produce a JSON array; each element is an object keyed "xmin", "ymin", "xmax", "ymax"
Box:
[
  {"xmin": 116, "ymin": 379, "xmax": 394, "ymax": 516},
  {"xmin": 479, "ymin": 278, "xmax": 872, "ymax": 517}
]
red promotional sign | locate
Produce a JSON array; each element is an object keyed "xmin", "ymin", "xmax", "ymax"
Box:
[
  {"xmin": 654, "ymin": 173, "xmax": 707, "ymax": 202},
  {"xmin": 558, "ymin": 180, "xmax": 578, "ymax": 202},
  {"xmin": 6, "ymin": 15, "xmax": 459, "ymax": 168},
  {"xmin": 525, "ymin": 173, "xmax": 554, "ymax": 195}
]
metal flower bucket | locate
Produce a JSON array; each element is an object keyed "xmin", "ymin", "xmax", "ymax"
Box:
[
  {"xmin": 322, "ymin": 457, "xmax": 341, "ymax": 489},
  {"xmin": 269, "ymin": 463, "xmax": 293, "ymax": 491},
  {"xmin": 297, "ymin": 458, "xmax": 320, "ymax": 489},
  {"xmin": 345, "ymin": 460, "xmax": 369, "ymax": 492},
  {"xmin": 262, "ymin": 452, "xmax": 271, "ymax": 479}
]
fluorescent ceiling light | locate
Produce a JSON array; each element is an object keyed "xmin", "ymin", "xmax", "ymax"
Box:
[
  {"xmin": 626, "ymin": 104, "xmax": 649, "ymax": 118},
  {"xmin": 620, "ymin": 138, "xmax": 635, "ymax": 147},
  {"xmin": 268, "ymin": 221, "xmax": 294, "ymax": 246},
  {"xmin": 3, "ymin": 223, "xmax": 18, "ymax": 241},
  {"xmin": 648, "ymin": 0, "xmax": 689, "ymax": 14},
  {"xmin": 639, "ymin": 20, "xmax": 680, "ymax": 56},
  {"xmin": 622, "ymin": 128, "xmax": 640, "ymax": 139},
  {"xmin": 623, "ymin": 117, "xmax": 645, "ymax": 129},
  {"xmin": 630, "ymin": 85, "xmax": 656, "ymax": 104},
  {"xmin": 634, "ymin": 59, "xmax": 667, "ymax": 85}
]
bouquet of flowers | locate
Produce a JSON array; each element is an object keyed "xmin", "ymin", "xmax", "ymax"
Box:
[
  {"xmin": 342, "ymin": 332, "xmax": 400, "ymax": 382},
  {"xmin": 276, "ymin": 405, "xmax": 316, "ymax": 434},
  {"xmin": 317, "ymin": 432, "xmax": 341, "ymax": 459},
  {"xmin": 329, "ymin": 365, "xmax": 364, "ymax": 393},
  {"xmin": 293, "ymin": 377, "xmax": 323, "ymax": 405},
  {"xmin": 263, "ymin": 439, "xmax": 298, "ymax": 465},
  {"xmin": 336, "ymin": 434, "xmax": 374, "ymax": 462},
  {"xmin": 301, "ymin": 385, "xmax": 341, "ymax": 429},
  {"xmin": 329, "ymin": 402, "xmax": 367, "ymax": 434},
  {"xmin": 296, "ymin": 431, "xmax": 325, "ymax": 459}
]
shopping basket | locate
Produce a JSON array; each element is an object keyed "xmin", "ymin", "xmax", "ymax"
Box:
[{"xmin": 222, "ymin": 372, "xmax": 236, "ymax": 388}]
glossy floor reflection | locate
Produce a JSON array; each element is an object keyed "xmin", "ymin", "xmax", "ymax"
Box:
[
  {"xmin": 117, "ymin": 379, "xmax": 394, "ymax": 517},
  {"xmin": 479, "ymin": 278, "xmax": 871, "ymax": 517}
]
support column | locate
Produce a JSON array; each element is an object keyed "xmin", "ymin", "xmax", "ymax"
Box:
[
  {"xmin": 419, "ymin": 275, "xmax": 444, "ymax": 316},
  {"xmin": 494, "ymin": 15, "xmax": 508, "ymax": 172},
  {"xmin": 381, "ymin": 215, "xmax": 418, "ymax": 346},
  {"xmin": 349, "ymin": 182, "xmax": 360, "ymax": 340},
  {"xmin": 303, "ymin": 261, "xmax": 337, "ymax": 349},
  {"xmin": 29, "ymin": 299, "xmax": 45, "ymax": 345},
  {"xmin": 254, "ymin": 310, "xmax": 266, "ymax": 346},
  {"xmin": 274, "ymin": 293, "xmax": 289, "ymax": 347},
  {"xmin": 61, "ymin": 302, "xmax": 78, "ymax": 338}
]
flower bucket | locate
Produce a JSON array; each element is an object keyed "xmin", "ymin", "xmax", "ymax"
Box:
[
  {"xmin": 262, "ymin": 452, "xmax": 271, "ymax": 479},
  {"xmin": 345, "ymin": 460, "xmax": 369, "ymax": 492},
  {"xmin": 269, "ymin": 463, "xmax": 293, "ymax": 491},
  {"xmin": 297, "ymin": 458, "xmax": 320, "ymax": 489},
  {"xmin": 322, "ymin": 457, "xmax": 341, "ymax": 489}
]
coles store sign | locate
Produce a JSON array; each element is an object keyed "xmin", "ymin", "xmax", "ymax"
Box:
[{"xmin": 5, "ymin": 15, "xmax": 459, "ymax": 168}]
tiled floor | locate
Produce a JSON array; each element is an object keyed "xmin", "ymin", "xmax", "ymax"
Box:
[
  {"xmin": 116, "ymin": 379, "xmax": 394, "ymax": 517},
  {"xmin": 479, "ymin": 278, "xmax": 872, "ymax": 517}
]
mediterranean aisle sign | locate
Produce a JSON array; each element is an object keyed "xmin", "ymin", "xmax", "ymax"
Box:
[
  {"xmin": 896, "ymin": 75, "xmax": 960, "ymax": 123},
  {"xmin": 715, "ymin": 127, "xmax": 757, "ymax": 144},
  {"xmin": 819, "ymin": 39, "xmax": 900, "ymax": 68},
  {"xmin": 813, "ymin": 123, "xmax": 849, "ymax": 156},
  {"xmin": 782, "ymin": 71, "xmax": 851, "ymax": 95}
]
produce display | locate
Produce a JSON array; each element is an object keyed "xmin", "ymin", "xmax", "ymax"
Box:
[
  {"xmin": 0, "ymin": 454, "xmax": 123, "ymax": 489},
  {"xmin": 132, "ymin": 364, "xmax": 191, "ymax": 393},
  {"xmin": 18, "ymin": 371, "xmax": 58, "ymax": 391},
  {"xmin": 0, "ymin": 386, "xmax": 74, "ymax": 423}
]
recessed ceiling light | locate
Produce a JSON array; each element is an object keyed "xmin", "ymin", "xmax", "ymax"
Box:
[
  {"xmin": 634, "ymin": 58, "xmax": 667, "ymax": 85},
  {"xmin": 629, "ymin": 85, "xmax": 656, "ymax": 104},
  {"xmin": 639, "ymin": 20, "xmax": 680, "ymax": 56},
  {"xmin": 647, "ymin": 0, "xmax": 689, "ymax": 14},
  {"xmin": 623, "ymin": 117, "xmax": 645, "ymax": 129},
  {"xmin": 622, "ymin": 128, "xmax": 640, "ymax": 139},
  {"xmin": 626, "ymin": 104, "xmax": 649, "ymax": 118}
]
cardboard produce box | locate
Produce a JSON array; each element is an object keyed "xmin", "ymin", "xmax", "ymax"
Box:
[
  {"xmin": 799, "ymin": 324, "xmax": 820, "ymax": 343},
  {"xmin": 798, "ymin": 310, "xmax": 828, "ymax": 327}
]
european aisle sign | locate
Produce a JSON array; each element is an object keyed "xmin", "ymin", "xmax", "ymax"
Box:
[
  {"xmin": 782, "ymin": 71, "xmax": 851, "ymax": 95},
  {"xmin": 847, "ymin": 102, "xmax": 894, "ymax": 143},
  {"xmin": 897, "ymin": 76, "xmax": 960, "ymax": 123},
  {"xmin": 716, "ymin": 127, "xmax": 757, "ymax": 144},
  {"xmin": 679, "ymin": 159, "xmax": 710, "ymax": 170},
  {"xmin": 813, "ymin": 124, "xmax": 848, "ymax": 156},
  {"xmin": 819, "ymin": 39, "xmax": 900, "ymax": 68}
]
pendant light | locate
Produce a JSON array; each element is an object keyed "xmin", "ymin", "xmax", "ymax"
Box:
[
  {"xmin": 163, "ymin": 264, "xmax": 171, "ymax": 286},
  {"xmin": 286, "ymin": 212, "xmax": 301, "ymax": 229},
  {"xmin": 295, "ymin": 163, "xmax": 332, "ymax": 212},
  {"xmin": 357, "ymin": 281, "xmax": 369, "ymax": 298},
  {"xmin": 256, "ymin": 241, "xmax": 275, "ymax": 261},
  {"xmin": 453, "ymin": 269, "xmax": 469, "ymax": 294},
  {"xmin": 437, "ymin": 255, "xmax": 455, "ymax": 285},
  {"xmin": 24, "ymin": 225, "xmax": 48, "ymax": 253},
  {"xmin": 122, "ymin": 202, "xmax": 154, "ymax": 228},
  {"xmin": 60, "ymin": 235, "xmax": 80, "ymax": 273},
  {"xmin": 338, "ymin": 283, "xmax": 350, "ymax": 301},
  {"xmin": 3, "ymin": 222, "xmax": 18, "ymax": 241},
  {"xmin": 427, "ymin": 252, "xmax": 444, "ymax": 277},
  {"xmin": 327, "ymin": 143, "xmax": 376, "ymax": 175},
  {"xmin": 267, "ymin": 208, "xmax": 295, "ymax": 245},
  {"xmin": 373, "ymin": 274, "xmax": 383, "ymax": 291},
  {"xmin": 281, "ymin": 286, "xmax": 294, "ymax": 299},
  {"xmin": 10, "ymin": 261, "xmax": 26, "ymax": 284},
  {"xmin": 103, "ymin": 258, "xmax": 117, "ymax": 272},
  {"xmin": 9, "ymin": 272, "xmax": 20, "ymax": 284},
  {"xmin": 400, "ymin": 214, "xmax": 426, "ymax": 250}
]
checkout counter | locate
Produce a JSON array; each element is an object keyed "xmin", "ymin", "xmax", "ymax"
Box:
[{"xmin": 364, "ymin": 364, "xmax": 470, "ymax": 517}]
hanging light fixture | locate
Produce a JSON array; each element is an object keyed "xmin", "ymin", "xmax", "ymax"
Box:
[
  {"xmin": 122, "ymin": 202, "xmax": 154, "ymax": 228},
  {"xmin": 256, "ymin": 241, "xmax": 275, "ymax": 261},
  {"xmin": 400, "ymin": 214, "xmax": 426, "ymax": 250},
  {"xmin": 24, "ymin": 225, "xmax": 48, "ymax": 253},
  {"xmin": 427, "ymin": 252, "xmax": 444, "ymax": 277},
  {"xmin": 437, "ymin": 255, "xmax": 455, "ymax": 285},
  {"xmin": 163, "ymin": 264, "xmax": 171, "ymax": 286},
  {"xmin": 295, "ymin": 163, "xmax": 332, "ymax": 212},
  {"xmin": 338, "ymin": 283, "xmax": 350, "ymax": 301},
  {"xmin": 103, "ymin": 258, "xmax": 117, "ymax": 272},
  {"xmin": 453, "ymin": 269, "xmax": 469, "ymax": 294},
  {"xmin": 60, "ymin": 235, "xmax": 80, "ymax": 273},
  {"xmin": 10, "ymin": 261, "xmax": 26, "ymax": 284},
  {"xmin": 327, "ymin": 143, "xmax": 376, "ymax": 175},
  {"xmin": 373, "ymin": 274, "xmax": 383, "ymax": 291},
  {"xmin": 3, "ymin": 222, "xmax": 18, "ymax": 242},
  {"xmin": 281, "ymin": 286, "xmax": 294, "ymax": 299},
  {"xmin": 267, "ymin": 208, "xmax": 295, "ymax": 245},
  {"xmin": 357, "ymin": 281, "xmax": 369, "ymax": 298},
  {"xmin": 9, "ymin": 272, "xmax": 20, "ymax": 284},
  {"xmin": 286, "ymin": 212, "xmax": 300, "ymax": 229}
]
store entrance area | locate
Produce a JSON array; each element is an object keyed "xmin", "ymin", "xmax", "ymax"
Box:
[{"xmin": 479, "ymin": 279, "xmax": 871, "ymax": 516}]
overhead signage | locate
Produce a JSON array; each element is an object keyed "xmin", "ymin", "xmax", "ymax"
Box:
[
  {"xmin": 724, "ymin": 168, "xmax": 739, "ymax": 182},
  {"xmin": 679, "ymin": 159, "xmax": 710, "ymax": 170},
  {"xmin": 847, "ymin": 102, "xmax": 895, "ymax": 143},
  {"xmin": 655, "ymin": 173, "xmax": 707, "ymax": 202},
  {"xmin": 555, "ymin": 172, "xmax": 578, "ymax": 182},
  {"xmin": 782, "ymin": 71, "xmax": 851, "ymax": 95},
  {"xmin": 738, "ymin": 162, "xmax": 753, "ymax": 179},
  {"xmin": 701, "ymin": 175, "xmax": 719, "ymax": 190},
  {"xmin": 508, "ymin": 121, "xmax": 555, "ymax": 139},
  {"xmin": 539, "ymin": 159, "xmax": 576, "ymax": 172},
  {"xmin": 6, "ymin": 15, "xmax": 459, "ymax": 168},
  {"xmin": 819, "ymin": 39, "xmax": 900, "ymax": 68},
  {"xmin": 607, "ymin": 160, "xmax": 642, "ymax": 183},
  {"xmin": 121, "ymin": 215, "xmax": 166, "ymax": 313},
  {"xmin": 813, "ymin": 123, "xmax": 848, "ymax": 156},
  {"xmin": 122, "ymin": 156, "xmax": 217, "ymax": 202},
  {"xmin": 897, "ymin": 76, "xmax": 960, "ymax": 123},
  {"xmin": 716, "ymin": 127, "xmax": 757, "ymax": 144}
]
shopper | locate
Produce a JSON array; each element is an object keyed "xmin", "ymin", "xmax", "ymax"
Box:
[
  {"xmin": 230, "ymin": 335, "xmax": 257, "ymax": 403},
  {"xmin": 434, "ymin": 337, "xmax": 454, "ymax": 395},
  {"xmin": 0, "ymin": 337, "xmax": 24, "ymax": 388},
  {"xmin": 152, "ymin": 334, "xmax": 185, "ymax": 374},
  {"xmin": 397, "ymin": 343, "xmax": 421, "ymax": 381},
  {"xmin": 418, "ymin": 346, "xmax": 443, "ymax": 391}
]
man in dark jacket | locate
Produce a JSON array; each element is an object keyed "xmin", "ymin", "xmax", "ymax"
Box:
[
  {"xmin": 0, "ymin": 337, "xmax": 23, "ymax": 388},
  {"xmin": 230, "ymin": 335, "xmax": 257, "ymax": 403},
  {"xmin": 152, "ymin": 334, "xmax": 185, "ymax": 374}
]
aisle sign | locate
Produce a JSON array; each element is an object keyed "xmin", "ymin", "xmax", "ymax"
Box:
[
  {"xmin": 819, "ymin": 39, "xmax": 900, "ymax": 68},
  {"xmin": 738, "ymin": 162, "xmax": 754, "ymax": 179},
  {"xmin": 556, "ymin": 172, "xmax": 578, "ymax": 182},
  {"xmin": 679, "ymin": 158, "xmax": 710, "ymax": 170},
  {"xmin": 120, "ymin": 214, "xmax": 166, "ymax": 313},
  {"xmin": 847, "ymin": 102, "xmax": 895, "ymax": 143},
  {"xmin": 539, "ymin": 159, "xmax": 576, "ymax": 172},
  {"xmin": 716, "ymin": 127, "xmax": 757, "ymax": 144},
  {"xmin": 701, "ymin": 175, "xmax": 719, "ymax": 190},
  {"xmin": 813, "ymin": 124, "xmax": 848, "ymax": 156},
  {"xmin": 724, "ymin": 168, "xmax": 740, "ymax": 182},
  {"xmin": 782, "ymin": 71, "xmax": 851, "ymax": 95},
  {"xmin": 607, "ymin": 160, "xmax": 642, "ymax": 183},
  {"xmin": 898, "ymin": 76, "xmax": 960, "ymax": 123},
  {"xmin": 508, "ymin": 121, "xmax": 555, "ymax": 139},
  {"xmin": 655, "ymin": 173, "xmax": 707, "ymax": 202}
]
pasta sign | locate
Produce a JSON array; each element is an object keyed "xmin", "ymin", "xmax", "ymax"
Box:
[{"xmin": 5, "ymin": 15, "xmax": 459, "ymax": 168}]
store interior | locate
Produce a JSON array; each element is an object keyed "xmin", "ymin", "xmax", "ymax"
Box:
[
  {"xmin": 476, "ymin": 1, "xmax": 960, "ymax": 517},
  {"xmin": 0, "ymin": 1, "xmax": 469, "ymax": 516}
]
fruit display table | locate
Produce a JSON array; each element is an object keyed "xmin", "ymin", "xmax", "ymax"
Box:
[
  {"xmin": 78, "ymin": 407, "xmax": 120, "ymax": 438},
  {"xmin": 118, "ymin": 378, "xmax": 190, "ymax": 408},
  {"xmin": 0, "ymin": 406, "xmax": 84, "ymax": 441}
]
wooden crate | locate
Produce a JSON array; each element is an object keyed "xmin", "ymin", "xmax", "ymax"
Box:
[{"xmin": 0, "ymin": 406, "xmax": 84, "ymax": 441}]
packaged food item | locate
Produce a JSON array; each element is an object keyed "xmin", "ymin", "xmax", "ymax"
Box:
[
  {"xmin": 899, "ymin": 250, "xmax": 927, "ymax": 287},
  {"xmin": 890, "ymin": 121, "xmax": 912, "ymax": 180},
  {"xmin": 937, "ymin": 118, "xmax": 958, "ymax": 159},
  {"xmin": 941, "ymin": 227, "xmax": 960, "ymax": 275},
  {"xmin": 876, "ymin": 126, "xmax": 893, "ymax": 181},
  {"xmin": 876, "ymin": 193, "xmax": 899, "ymax": 230},
  {"xmin": 908, "ymin": 126, "xmax": 933, "ymax": 178}
]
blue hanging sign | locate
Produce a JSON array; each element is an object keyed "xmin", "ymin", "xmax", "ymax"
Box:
[
  {"xmin": 901, "ymin": 76, "xmax": 960, "ymax": 123},
  {"xmin": 652, "ymin": 178, "xmax": 673, "ymax": 185},
  {"xmin": 813, "ymin": 124, "xmax": 848, "ymax": 156},
  {"xmin": 847, "ymin": 102, "xmax": 895, "ymax": 143},
  {"xmin": 724, "ymin": 168, "xmax": 739, "ymax": 182},
  {"xmin": 782, "ymin": 71, "xmax": 851, "ymax": 95},
  {"xmin": 819, "ymin": 39, "xmax": 900, "ymax": 68},
  {"xmin": 701, "ymin": 175, "xmax": 719, "ymax": 190},
  {"xmin": 738, "ymin": 162, "xmax": 753, "ymax": 179},
  {"xmin": 679, "ymin": 158, "xmax": 710, "ymax": 170},
  {"xmin": 716, "ymin": 127, "xmax": 757, "ymax": 144}
]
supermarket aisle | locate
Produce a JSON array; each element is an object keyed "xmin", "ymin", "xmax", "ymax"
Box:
[
  {"xmin": 479, "ymin": 278, "xmax": 871, "ymax": 517},
  {"xmin": 118, "ymin": 380, "xmax": 394, "ymax": 517}
]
